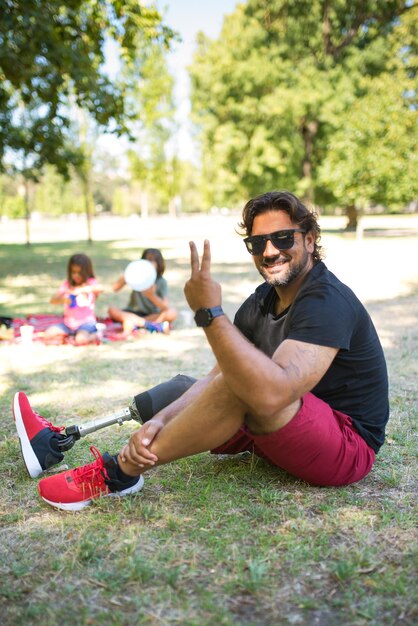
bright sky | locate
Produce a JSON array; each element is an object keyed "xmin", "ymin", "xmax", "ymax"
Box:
[
  {"xmin": 155, "ymin": 0, "xmax": 238, "ymax": 161},
  {"xmin": 101, "ymin": 1, "xmax": 238, "ymax": 164},
  {"xmin": 160, "ymin": 0, "xmax": 238, "ymax": 67}
]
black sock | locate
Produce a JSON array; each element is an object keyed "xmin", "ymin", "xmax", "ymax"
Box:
[{"xmin": 114, "ymin": 454, "xmax": 139, "ymax": 484}]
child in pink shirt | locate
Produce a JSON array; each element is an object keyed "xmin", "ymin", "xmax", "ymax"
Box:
[{"xmin": 45, "ymin": 253, "xmax": 103, "ymax": 344}]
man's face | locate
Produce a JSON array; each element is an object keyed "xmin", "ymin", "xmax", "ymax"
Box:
[{"xmin": 251, "ymin": 210, "xmax": 314, "ymax": 287}]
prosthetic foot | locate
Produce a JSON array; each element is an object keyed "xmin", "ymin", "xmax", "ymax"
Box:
[
  {"xmin": 14, "ymin": 391, "xmax": 142, "ymax": 477},
  {"xmin": 61, "ymin": 403, "xmax": 140, "ymax": 448}
]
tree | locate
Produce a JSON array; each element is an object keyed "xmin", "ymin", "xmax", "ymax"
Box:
[
  {"xmin": 0, "ymin": 0, "xmax": 175, "ymax": 241},
  {"xmin": 33, "ymin": 166, "xmax": 85, "ymax": 216},
  {"xmin": 0, "ymin": 0, "xmax": 174, "ymax": 174},
  {"xmin": 92, "ymin": 151, "xmax": 127, "ymax": 214},
  {"xmin": 128, "ymin": 43, "xmax": 177, "ymax": 215},
  {"xmin": 319, "ymin": 7, "xmax": 418, "ymax": 224},
  {"xmin": 189, "ymin": 0, "xmax": 415, "ymax": 221}
]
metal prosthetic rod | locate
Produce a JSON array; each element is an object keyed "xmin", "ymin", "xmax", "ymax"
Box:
[{"xmin": 59, "ymin": 406, "xmax": 139, "ymax": 450}]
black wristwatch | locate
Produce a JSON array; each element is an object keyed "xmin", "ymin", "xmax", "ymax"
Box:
[{"xmin": 194, "ymin": 306, "xmax": 225, "ymax": 328}]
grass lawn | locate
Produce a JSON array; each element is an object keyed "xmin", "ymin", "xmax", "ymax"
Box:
[{"xmin": 0, "ymin": 215, "xmax": 417, "ymax": 625}]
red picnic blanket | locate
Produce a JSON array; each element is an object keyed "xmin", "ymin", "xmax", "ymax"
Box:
[{"xmin": 5, "ymin": 315, "xmax": 138, "ymax": 344}]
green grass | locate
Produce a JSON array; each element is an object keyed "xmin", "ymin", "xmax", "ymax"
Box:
[{"xmin": 0, "ymin": 223, "xmax": 417, "ymax": 626}]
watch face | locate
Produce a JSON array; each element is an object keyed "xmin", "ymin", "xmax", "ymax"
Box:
[{"xmin": 194, "ymin": 308, "xmax": 212, "ymax": 327}]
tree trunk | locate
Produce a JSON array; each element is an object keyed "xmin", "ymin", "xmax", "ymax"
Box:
[
  {"xmin": 78, "ymin": 110, "xmax": 93, "ymax": 243},
  {"xmin": 345, "ymin": 204, "xmax": 358, "ymax": 231},
  {"xmin": 24, "ymin": 179, "xmax": 31, "ymax": 246},
  {"xmin": 82, "ymin": 174, "xmax": 93, "ymax": 244}
]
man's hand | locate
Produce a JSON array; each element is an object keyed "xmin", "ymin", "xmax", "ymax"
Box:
[
  {"xmin": 120, "ymin": 420, "xmax": 163, "ymax": 468},
  {"xmin": 184, "ymin": 239, "xmax": 222, "ymax": 312}
]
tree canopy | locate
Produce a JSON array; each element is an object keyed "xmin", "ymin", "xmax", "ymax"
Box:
[
  {"xmin": 190, "ymin": 0, "xmax": 417, "ymax": 215},
  {"xmin": 128, "ymin": 42, "xmax": 177, "ymax": 212},
  {"xmin": 0, "ymin": 0, "xmax": 176, "ymax": 177}
]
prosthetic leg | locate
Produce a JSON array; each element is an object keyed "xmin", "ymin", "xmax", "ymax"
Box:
[
  {"xmin": 55, "ymin": 374, "xmax": 197, "ymax": 453},
  {"xmin": 56, "ymin": 403, "xmax": 140, "ymax": 452}
]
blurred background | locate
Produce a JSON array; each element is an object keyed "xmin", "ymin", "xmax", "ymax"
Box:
[{"xmin": 0, "ymin": 0, "xmax": 417, "ymax": 245}]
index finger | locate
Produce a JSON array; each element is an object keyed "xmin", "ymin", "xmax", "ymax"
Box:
[
  {"xmin": 200, "ymin": 239, "xmax": 211, "ymax": 274},
  {"xmin": 189, "ymin": 241, "xmax": 200, "ymax": 276}
]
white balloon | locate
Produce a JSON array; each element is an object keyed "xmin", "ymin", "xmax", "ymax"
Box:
[{"xmin": 124, "ymin": 260, "xmax": 157, "ymax": 291}]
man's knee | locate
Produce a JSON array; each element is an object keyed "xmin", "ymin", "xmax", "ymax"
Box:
[
  {"xmin": 207, "ymin": 374, "xmax": 250, "ymax": 414},
  {"xmin": 134, "ymin": 374, "xmax": 197, "ymax": 422},
  {"xmin": 245, "ymin": 399, "xmax": 301, "ymax": 435}
]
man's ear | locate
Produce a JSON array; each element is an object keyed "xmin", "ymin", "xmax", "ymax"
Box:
[{"xmin": 305, "ymin": 231, "xmax": 315, "ymax": 253}]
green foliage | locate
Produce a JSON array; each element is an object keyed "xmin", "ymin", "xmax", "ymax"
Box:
[
  {"xmin": 176, "ymin": 161, "xmax": 206, "ymax": 213},
  {"xmin": 128, "ymin": 43, "xmax": 178, "ymax": 213},
  {"xmin": 319, "ymin": 7, "xmax": 418, "ymax": 210},
  {"xmin": 190, "ymin": 0, "xmax": 416, "ymax": 212},
  {"xmin": 319, "ymin": 72, "xmax": 418, "ymax": 209},
  {"xmin": 91, "ymin": 153, "xmax": 126, "ymax": 214},
  {"xmin": 111, "ymin": 186, "xmax": 131, "ymax": 216},
  {"xmin": 0, "ymin": 194, "xmax": 25, "ymax": 219},
  {"xmin": 33, "ymin": 165, "xmax": 84, "ymax": 216},
  {"xmin": 0, "ymin": 166, "xmax": 89, "ymax": 219},
  {"xmin": 0, "ymin": 0, "xmax": 176, "ymax": 177},
  {"xmin": 0, "ymin": 224, "xmax": 417, "ymax": 624}
]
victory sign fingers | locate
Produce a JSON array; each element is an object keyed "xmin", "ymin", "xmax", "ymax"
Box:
[{"xmin": 184, "ymin": 240, "xmax": 222, "ymax": 312}]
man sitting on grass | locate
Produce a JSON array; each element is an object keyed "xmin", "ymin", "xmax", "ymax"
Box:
[{"xmin": 13, "ymin": 191, "xmax": 389, "ymax": 510}]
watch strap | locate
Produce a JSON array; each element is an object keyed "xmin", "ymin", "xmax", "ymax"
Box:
[
  {"xmin": 209, "ymin": 305, "xmax": 224, "ymax": 319},
  {"xmin": 194, "ymin": 305, "xmax": 225, "ymax": 327}
]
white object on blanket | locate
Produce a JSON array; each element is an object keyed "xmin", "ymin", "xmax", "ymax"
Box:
[{"xmin": 20, "ymin": 325, "xmax": 34, "ymax": 344}]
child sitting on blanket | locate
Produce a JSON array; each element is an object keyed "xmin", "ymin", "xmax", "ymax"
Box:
[
  {"xmin": 45, "ymin": 253, "xmax": 104, "ymax": 345},
  {"xmin": 109, "ymin": 248, "xmax": 177, "ymax": 335}
]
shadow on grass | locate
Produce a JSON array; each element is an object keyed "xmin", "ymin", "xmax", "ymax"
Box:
[{"xmin": 0, "ymin": 291, "xmax": 417, "ymax": 625}]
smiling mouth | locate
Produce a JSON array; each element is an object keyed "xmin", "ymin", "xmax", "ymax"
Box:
[{"xmin": 262, "ymin": 255, "xmax": 289, "ymax": 268}]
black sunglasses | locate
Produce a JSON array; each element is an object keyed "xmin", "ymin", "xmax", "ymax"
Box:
[{"xmin": 243, "ymin": 228, "xmax": 306, "ymax": 255}]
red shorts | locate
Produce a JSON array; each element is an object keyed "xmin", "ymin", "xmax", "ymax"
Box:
[{"xmin": 211, "ymin": 392, "xmax": 376, "ymax": 486}]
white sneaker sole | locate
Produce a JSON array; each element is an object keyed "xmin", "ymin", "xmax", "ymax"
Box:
[
  {"xmin": 13, "ymin": 392, "xmax": 43, "ymax": 478},
  {"xmin": 40, "ymin": 474, "xmax": 145, "ymax": 511}
]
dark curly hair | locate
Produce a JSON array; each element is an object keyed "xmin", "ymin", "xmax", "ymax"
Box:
[
  {"xmin": 67, "ymin": 253, "xmax": 95, "ymax": 285},
  {"xmin": 142, "ymin": 248, "xmax": 165, "ymax": 278},
  {"xmin": 239, "ymin": 191, "xmax": 323, "ymax": 264}
]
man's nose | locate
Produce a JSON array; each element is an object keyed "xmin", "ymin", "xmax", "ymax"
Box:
[{"xmin": 263, "ymin": 238, "xmax": 281, "ymax": 256}]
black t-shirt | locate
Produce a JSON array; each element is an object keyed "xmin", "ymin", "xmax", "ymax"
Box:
[{"xmin": 234, "ymin": 262, "xmax": 389, "ymax": 453}]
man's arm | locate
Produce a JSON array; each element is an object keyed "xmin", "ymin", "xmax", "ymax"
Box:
[
  {"xmin": 201, "ymin": 316, "xmax": 336, "ymax": 418},
  {"xmin": 120, "ymin": 365, "xmax": 220, "ymax": 466},
  {"xmin": 146, "ymin": 364, "xmax": 220, "ymax": 428},
  {"xmin": 184, "ymin": 240, "xmax": 337, "ymax": 418}
]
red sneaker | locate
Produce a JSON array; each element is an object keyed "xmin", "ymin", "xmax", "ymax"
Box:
[
  {"xmin": 38, "ymin": 446, "xmax": 144, "ymax": 511},
  {"xmin": 13, "ymin": 392, "xmax": 67, "ymax": 478}
]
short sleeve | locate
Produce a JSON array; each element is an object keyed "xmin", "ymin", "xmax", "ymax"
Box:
[
  {"xmin": 234, "ymin": 298, "xmax": 255, "ymax": 342},
  {"xmin": 58, "ymin": 280, "xmax": 69, "ymax": 295},
  {"xmin": 156, "ymin": 277, "xmax": 168, "ymax": 299},
  {"xmin": 287, "ymin": 285, "xmax": 358, "ymax": 350}
]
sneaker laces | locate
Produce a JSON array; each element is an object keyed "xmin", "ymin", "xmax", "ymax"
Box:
[
  {"xmin": 33, "ymin": 410, "xmax": 65, "ymax": 433},
  {"xmin": 72, "ymin": 446, "xmax": 109, "ymax": 488}
]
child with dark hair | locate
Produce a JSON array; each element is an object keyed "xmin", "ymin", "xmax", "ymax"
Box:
[
  {"xmin": 109, "ymin": 248, "xmax": 177, "ymax": 335},
  {"xmin": 45, "ymin": 253, "xmax": 104, "ymax": 344}
]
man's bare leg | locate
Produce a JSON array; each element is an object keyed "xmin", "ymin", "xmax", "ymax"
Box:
[
  {"xmin": 118, "ymin": 374, "xmax": 246, "ymax": 476},
  {"xmin": 118, "ymin": 374, "xmax": 301, "ymax": 477}
]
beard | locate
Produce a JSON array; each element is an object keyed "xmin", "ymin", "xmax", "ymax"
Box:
[{"xmin": 258, "ymin": 249, "xmax": 310, "ymax": 287}]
